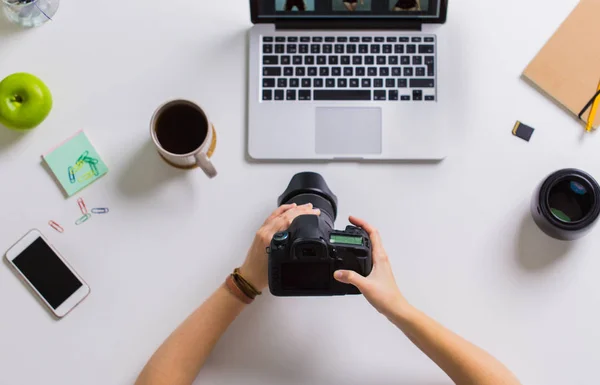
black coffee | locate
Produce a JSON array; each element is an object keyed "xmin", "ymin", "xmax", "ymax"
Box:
[{"xmin": 155, "ymin": 103, "xmax": 208, "ymax": 155}]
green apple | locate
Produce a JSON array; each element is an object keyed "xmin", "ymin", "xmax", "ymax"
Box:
[{"xmin": 0, "ymin": 73, "xmax": 53, "ymax": 131}]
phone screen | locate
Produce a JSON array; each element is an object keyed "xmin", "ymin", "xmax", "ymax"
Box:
[{"xmin": 12, "ymin": 237, "xmax": 83, "ymax": 309}]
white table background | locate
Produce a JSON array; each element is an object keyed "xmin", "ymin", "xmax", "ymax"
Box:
[{"xmin": 1, "ymin": 1, "xmax": 599, "ymax": 384}]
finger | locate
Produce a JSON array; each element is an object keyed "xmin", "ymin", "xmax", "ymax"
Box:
[
  {"xmin": 268, "ymin": 205, "xmax": 320, "ymax": 233},
  {"xmin": 334, "ymin": 270, "xmax": 369, "ymax": 291},
  {"xmin": 274, "ymin": 203, "xmax": 297, "ymax": 216},
  {"xmin": 281, "ymin": 204, "xmax": 320, "ymax": 222},
  {"xmin": 349, "ymin": 216, "xmax": 387, "ymax": 264},
  {"xmin": 265, "ymin": 205, "xmax": 320, "ymax": 236},
  {"xmin": 349, "ymin": 216, "xmax": 386, "ymax": 261},
  {"xmin": 278, "ymin": 203, "xmax": 313, "ymax": 219},
  {"xmin": 349, "ymin": 216, "xmax": 376, "ymax": 234},
  {"xmin": 265, "ymin": 204, "xmax": 296, "ymax": 224}
]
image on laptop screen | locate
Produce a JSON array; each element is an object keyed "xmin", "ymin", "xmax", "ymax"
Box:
[{"xmin": 259, "ymin": 0, "xmax": 441, "ymax": 19}]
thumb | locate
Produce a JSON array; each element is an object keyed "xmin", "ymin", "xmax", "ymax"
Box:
[{"xmin": 334, "ymin": 270, "xmax": 368, "ymax": 290}]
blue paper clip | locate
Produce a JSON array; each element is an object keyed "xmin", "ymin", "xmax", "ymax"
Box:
[
  {"xmin": 91, "ymin": 208, "xmax": 109, "ymax": 214},
  {"xmin": 75, "ymin": 213, "xmax": 92, "ymax": 225},
  {"xmin": 76, "ymin": 151, "xmax": 90, "ymax": 165},
  {"xmin": 68, "ymin": 167, "xmax": 76, "ymax": 183}
]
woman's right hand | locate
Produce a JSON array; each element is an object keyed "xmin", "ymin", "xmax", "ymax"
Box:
[
  {"xmin": 240, "ymin": 203, "xmax": 320, "ymax": 292},
  {"xmin": 334, "ymin": 216, "xmax": 410, "ymax": 317}
]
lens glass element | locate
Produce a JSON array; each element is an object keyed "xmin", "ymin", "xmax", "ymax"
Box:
[{"xmin": 548, "ymin": 179, "xmax": 593, "ymax": 223}]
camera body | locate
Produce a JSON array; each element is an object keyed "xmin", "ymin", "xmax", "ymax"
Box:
[{"xmin": 268, "ymin": 172, "xmax": 373, "ymax": 296}]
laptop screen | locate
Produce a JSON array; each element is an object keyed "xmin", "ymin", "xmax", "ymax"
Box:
[{"xmin": 257, "ymin": 0, "xmax": 441, "ymax": 19}]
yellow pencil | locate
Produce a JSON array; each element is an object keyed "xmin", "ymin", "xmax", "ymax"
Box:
[{"xmin": 585, "ymin": 80, "xmax": 600, "ymax": 132}]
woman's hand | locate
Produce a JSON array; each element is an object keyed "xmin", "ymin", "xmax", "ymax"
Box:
[
  {"xmin": 240, "ymin": 203, "xmax": 321, "ymax": 291},
  {"xmin": 334, "ymin": 216, "xmax": 409, "ymax": 317}
]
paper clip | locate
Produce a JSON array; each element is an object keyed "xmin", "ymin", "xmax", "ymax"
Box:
[
  {"xmin": 90, "ymin": 162, "xmax": 99, "ymax": 176},
  {"xmin": 48, "ymin": 220, "xmax": 64, "ymax": 233},
  {"xmin": 77, "ymin": 197, "xmax": 88, "ymax": 214},
  {"xmin": 68, "ymin": 167, "xmax": 76, "ymax": 184},
  {"xmin": 76, "ymin": 151, "xmax": 90, "ymax": 165},
  {"xmin": 91, "ymin": 207, "xmax": 109, "ymax": 214},
  {"xmin": 77, "ymin": 171, "xmax": 94, "ymax": 182},
  {"xmin": 72, "ymin": 160, "xmax": 85, "ymax": 173},
  {"xmin": 84, "ymin": 156, "xmax": 99, "ymax": 165},
  {"xmin": 75, "ymin": 213, "xmax": 92, "ymax": 226}
]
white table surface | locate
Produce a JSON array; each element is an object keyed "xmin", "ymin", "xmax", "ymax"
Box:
[{"xmin": 1, "ymin": 1, "xmax": 599, "ymax": 384}]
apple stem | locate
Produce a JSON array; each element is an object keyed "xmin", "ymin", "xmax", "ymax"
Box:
[{"xmin": 13, "ymin": 95, "xmax": 23, "ymax": 103}]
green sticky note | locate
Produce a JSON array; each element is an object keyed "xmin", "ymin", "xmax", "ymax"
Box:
[{"xmin": 43, "ymin": 131, "xmax": 108, "ymax": 197}]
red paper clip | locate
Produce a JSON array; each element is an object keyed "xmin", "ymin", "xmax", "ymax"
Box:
[
  {"xmin": 48, "ymin": 220, "xmax": 64, "ymax": 233},
  {"xmin": 77, "ymin": 197, "xmax": 88, "ymax": 214}
]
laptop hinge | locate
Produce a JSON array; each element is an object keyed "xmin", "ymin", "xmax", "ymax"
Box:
[{"xmin": 275, "ymin": 21, "xmax": 422, "ymax": 31}]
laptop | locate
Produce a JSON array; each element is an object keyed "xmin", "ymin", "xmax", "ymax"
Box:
[{"xmin": 248, "ymin": 0, "xmax": 449, "ymax": 160}]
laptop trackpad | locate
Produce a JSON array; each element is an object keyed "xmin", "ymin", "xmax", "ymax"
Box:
[{"xmin": 315, "ymin": 107, "xmax": 382, "ymax": 155}]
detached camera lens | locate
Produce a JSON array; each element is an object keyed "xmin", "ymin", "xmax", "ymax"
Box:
[{"xmin": 531, "ymin": 169, "xmax": 600, "ymax": 240}]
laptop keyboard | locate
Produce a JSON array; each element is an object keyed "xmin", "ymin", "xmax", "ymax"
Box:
[{"xmin": 260, "ymin": 35, "xmax": 436, "ymax": 102}]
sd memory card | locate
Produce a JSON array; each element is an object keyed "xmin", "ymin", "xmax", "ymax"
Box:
[{"xmin": 512, "ymin": 121, "xmax": 535, "ymax": 142}]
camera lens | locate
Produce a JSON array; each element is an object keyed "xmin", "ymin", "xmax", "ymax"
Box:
[
  {"xmin": 286, "ymin": 193, "xmax": 335, "ymax": 227},
  {"xmin": 278, "ymin": 172, "xmax": 338, "ymax": 228},
  {"xmin": 547, "ymin": 179, "xmax": 594, "ymax": 223},
  {"xmin": 531, "ymin": 169, "xmax": 600, "ymax": 240}
]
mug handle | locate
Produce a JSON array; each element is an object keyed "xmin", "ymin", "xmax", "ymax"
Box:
[{"xmin": 195, "ymin": 153, "xmax": 217, "ymax": 178}]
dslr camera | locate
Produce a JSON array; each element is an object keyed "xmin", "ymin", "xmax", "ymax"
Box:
[{"xmin": 268, "ymin": 172, "xmax": 373, "ymax": 296}]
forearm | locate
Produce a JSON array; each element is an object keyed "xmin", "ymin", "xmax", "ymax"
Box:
[
  {"xmin": 135, "ymin": 286, "xmax": 246, "ymax": 385},
  {"xmin": 388, "ymin": 305, "xmax": 520, "ymax": 385},
  {"xmin": 135, "ymin": 204, "xmax": 318, "ymax": 385}
]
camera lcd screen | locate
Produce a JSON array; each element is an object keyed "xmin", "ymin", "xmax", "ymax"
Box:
[
  {"xmin": 12, "ymin": 237, "xmax": 83, "ymax": 309},
  {"xmin": 330, "ymin": 234, "xmax": 363, "ymax": 246},
  {"xmin": 281, "ymin": 263, "xmax": 331, "ymax": 290}
]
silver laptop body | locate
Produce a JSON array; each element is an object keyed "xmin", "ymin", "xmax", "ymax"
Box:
[{"xmin": 248, "ymin": 0, "xmax": 450, "ymax": 160}]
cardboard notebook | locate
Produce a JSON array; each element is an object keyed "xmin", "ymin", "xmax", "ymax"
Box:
[{"xmin": 523, "ymin": 0, "xmax": 600, "ymax": 128}]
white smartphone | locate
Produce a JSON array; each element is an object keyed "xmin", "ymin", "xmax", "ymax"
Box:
[{"xmin": 4, "ymin": 229, "xmax": 90, "ymax": 318}]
